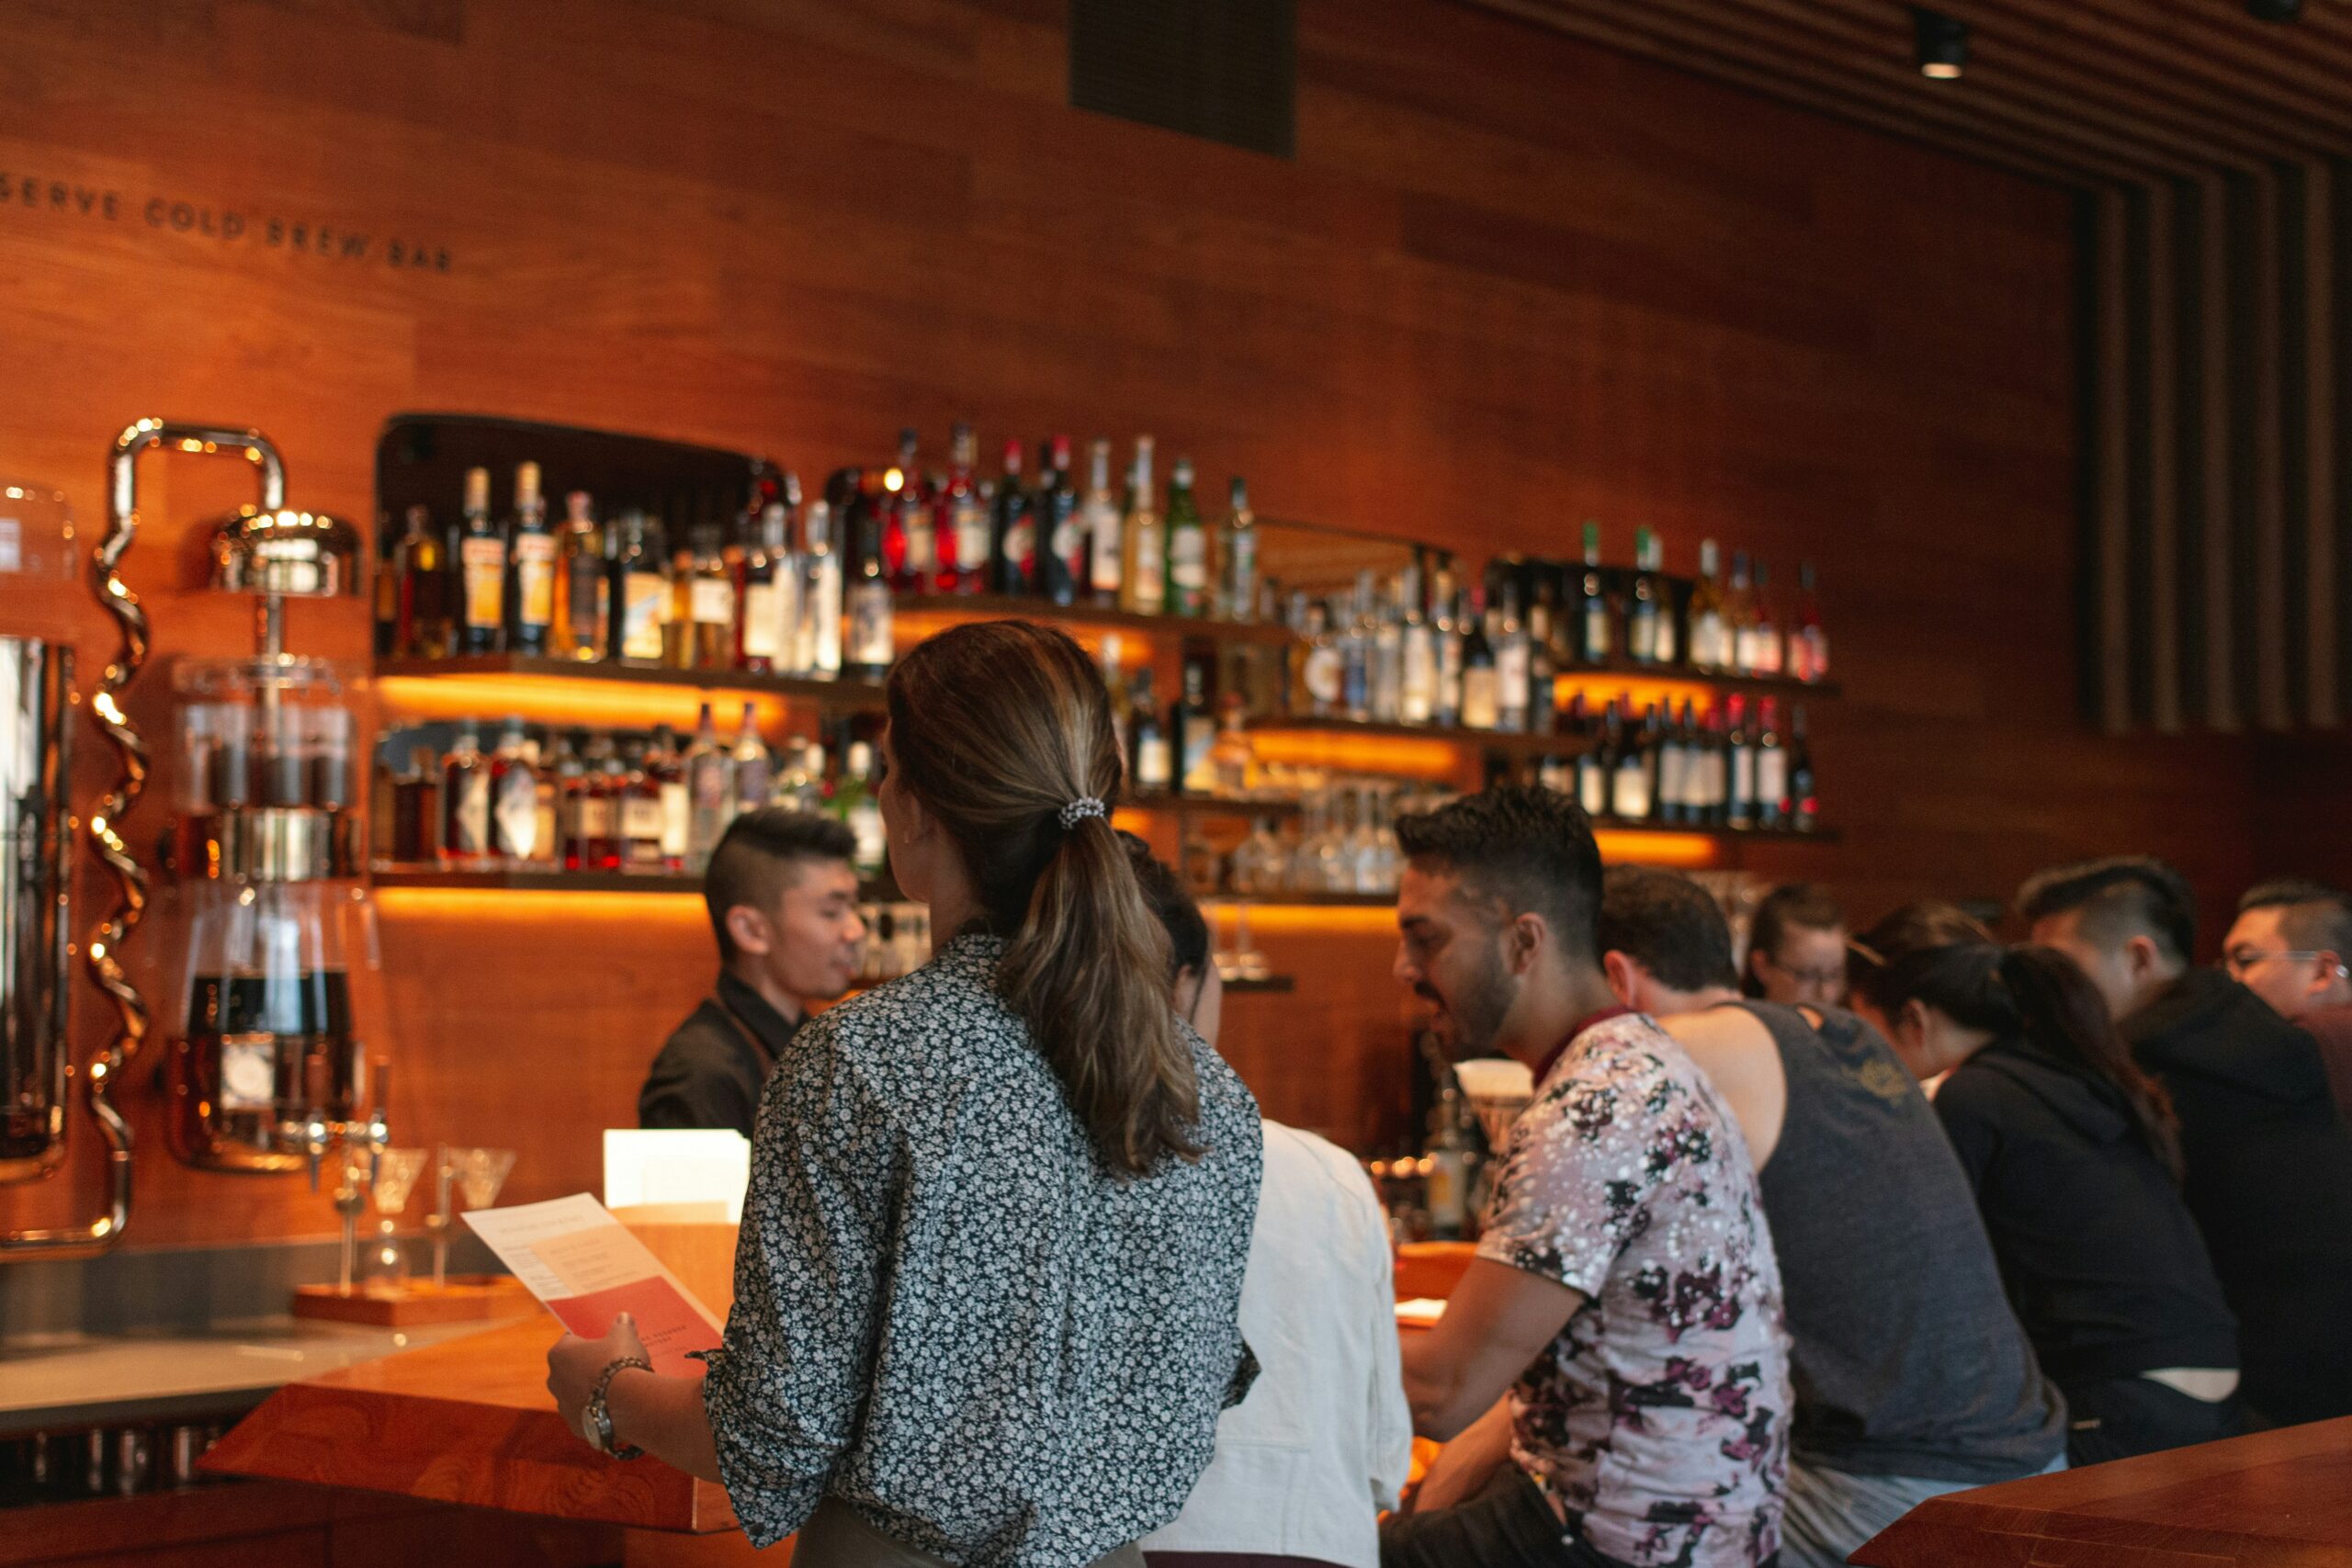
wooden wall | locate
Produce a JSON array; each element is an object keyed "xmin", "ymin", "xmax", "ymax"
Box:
[{"xmin": 0, "ymin": 0, "xmax": 2261, "ymax": 1251}]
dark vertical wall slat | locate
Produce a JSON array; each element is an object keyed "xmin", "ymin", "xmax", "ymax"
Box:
[
  {"xmin": 2280, "ymin": 164, "xmax": 2314, "ymax": 728},
  {"xmin": 2124, "ymin": 186, "xmax": 2158, "ymax": 729},
  {"xmin": 2303, "ymin": 161, "xmax": 2338, "ymax": 729},
  {"xmin": 2249, "ymin": 171, "xmax": 2290, "ymax": 730},
  {"xmin": 2201, "ymin": 175, "xmax": 2240, "ymax": 732},
  {"xmin": 2097, "ymin": 186, "xmax": 2135, "ymax": 735},
  {"xmin": 2174, "ymin": 180, "xmax": 2210, "ymax": 729},
  {"xmin": 2147, "ymin": 181, "xmax": 2183, "ymax": 733}
]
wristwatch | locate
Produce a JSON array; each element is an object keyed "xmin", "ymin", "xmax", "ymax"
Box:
[{"xmin": 586, "ymin": 1355, "xmax": 652, "ymax": 1460}]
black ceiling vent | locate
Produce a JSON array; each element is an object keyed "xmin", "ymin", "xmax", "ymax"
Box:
[{"xmin": 1069, "ymin": 0, "xmax": 1295, "ymax": 159}]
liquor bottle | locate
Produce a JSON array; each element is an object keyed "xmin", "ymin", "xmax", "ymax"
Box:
[
  {"xmin": 774, "ymin": 735, "xmax": 817, "ymax": 818},
  {"xmin": 550, "ymin": 732, "xmax": 586, "ymax": 872},
  {"xmin": 1129, "ymin": 668, "xmax": 1172, "ymax": 793},
  {"xmin": 1628, "ymin": 525, "xmax": 1662, "ymax": 666},
  {"xmin": 1754, "ymin": 696, "xmax": 1787, "ymax": 831},
  {"xmin": 1725, "ymin": 551, "xmax": 1759, "ymax": 675},
  {"xmin": 989, "ymin": 440, "xmax": 1036, "ymax": 596},
  {"xmin": 1221, "ymin": 477, "xmax": 1257, "ymax": 622},
  {"xmin": 739, "ymin": 486, "xmax": 799, "ymax": 675},
  {"xmin": 1688, "ymin": 539, "xmax": 1728, "ymax": 671},
  {"xmin": 1459, "ymin": 586, "xmax": 1499, "ymax": 732},
  {"xmin": 1702, "ymin": 705, "xmax": 1732, "ymax": 827},
  {"xmin": 571, "ymin": 734, "xmax": 619, "ymax": 873},
  {"xmin": 1788, "ymin": 704, "xmax": 1819, "ymax": 832},
  {"xmin": 1578, "ymin": 521, "xmax": 1611, "ymax": 666},
  {"xmin": 1790, "ymin": 561, "xmax": 1829, "ymax": 683},
  {"xmin": 611, "ymin": 509, "xmax": 670, "ymax": 666},
  {"xmin": 505, "ymin": 462, "xmax": 556, "ymax": 656},
  {"xmin": 392, "ymin": 504, "xmax": 452, "ymax": 659},
  {"xmin": 644, "ymin": 723, "xmax": 688, "ymax": 872},
  {"xmin": 1340, "ymin": 581, "xmax": 1373, "ymax": 723},
  {"xmin": 1525, "ymin": 574, "xmax": 1558, "ymax": 733},
  {"xmin": 1400, "ymin": 561, "xmax": 1436, "ymax": 725},
  {"xmin": 1657, "ymin": 700, "xmax": 1692, "ymax": 826},
  {"xmin": 937, "ymin": 423, "xmax": 987, "ymax": 594},
  {"xmin": 1724, "ymin": 694, "xmax": 1757, "ymax": 830},
  {"xmin": 1422, "ymin": 1085, "xmax": 1476, "ymax": 1242},
  {"xmin": 1294, "ymin": 600, "xmax": 1340, "ymax": 719},
  {"xmin": 802, "ymin": 497, "xmax": 842, "ymax": 680},
  {"xmin": 1039, "ymin": 436, "xmax": 1082, "ymax": 607},
  {"xmin": 1611, "ymin": 704, "xmax": 1654, "ymax": 822},
  {"xmin": 673, "ymin": 525, "xmax": 735, "ymax": 671},
  {"xmin": 1567, "ymin": 695, "xmax": 1605, "ymax": 820},
  {"xmin": 1493, "ymin": 582, "xmax": 1531, "ymax": 734},
  {"xmin": 1101, "ymin": 635, "xmax": 1133, "ymax": 763},
  {"xmin": 373, "ymin": 514, "xmax": 400, "ymax": 658},
  {"xmin": 1749, "ymin": 560, "xmax": 1783, "ymax": 677},
  {"xmin": 1584, "ymin": 699, "xmax": 1619, "ymax": 819},
  {"xmin": 888, "ymin": 429, "xmax": 934, "ymax": 594},
  {"xmin": 551, "ymin": 491, "xmax": 609, "ymax": 662},
  {"xmin": 441, "ymin": 717, "xmax": 491, "ymax": 861},
  {"xmin": 684, "ymin": 703, "xmax": 730, "ymax": 873},
  {"xmin": 456, "ymin": 468, "xmax": 506, "ymax": 656},
  {"xmin": 1372, "ymin": 574, "xmax": 1405, "ymax": 725},
  {"xmin": 844, "ymin": 488, "xmax": 895, "ymax": 680},
  {"xmin": 488, "ymin": 717, "xmax": 540, "ymax": 863},
  {"xmin": 618, "ymin": 738, "xmax": 669, "ymax": 873},
  {"xmin": 729, "ymin": 703, "xmax": 773, "ymax": 819},
  {"xmin": 1646, "ymin": 530, "xmax": 1679, "ymax": 666},
  {"xmin": 1165, "ymin": 457, "xmax": 1209, "ymax": 616},
  {"xmin": 592, "ymin": 739, "xmax": 629, "ymax": 872},
  {"xmin": 1120, "ymin": 437, "xmax": 1165, "ymax": 615},
  {"xmin": 835, "ymin": 739, "xmax": 887, "ymax": 876},
  {"xmin": 1082, "ymin": 438, "xmax": 1123, "ymax": 609},
  {"xmin": 1174, "ymin": 657, "xmax": 1217, "ymax": 795},
  {"xmin": 1431, "ymin": 570, "xmax": 1464, "ymax": 728}
]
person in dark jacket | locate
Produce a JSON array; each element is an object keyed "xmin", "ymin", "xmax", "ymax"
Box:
[
  {"xmin": 1849, "ymin": 903, "xmax": 2244, "ymax": 1466},
  {"xmin": 637, "ymin": 809, "xmax": 867, "ymax": 1138},
  {"xmin": 2021, "ymin": 857, "xmax": 2352, "ymax": 1427},
  {"xmin": 1598, "ymin": 869, "xmax": 2065, "ymax": 1567}
]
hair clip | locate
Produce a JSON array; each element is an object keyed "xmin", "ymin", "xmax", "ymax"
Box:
[{"xmin": 1058, "ymin": 796, "xmax": 1107, "ymax": 830}]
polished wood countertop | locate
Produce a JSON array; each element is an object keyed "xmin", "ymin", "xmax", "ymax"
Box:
[
  {"xmin": 1852, "ymin": 1415, "xmax": 2352, "ymax": 1565},
  {"xmin": 200, "ymin": 1314, "xmax": 737, "ymax": 1534}
]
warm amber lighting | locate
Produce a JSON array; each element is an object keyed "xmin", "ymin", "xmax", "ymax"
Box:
[
  {"xmin": 1244, "ymin": 731, "xmax": 1460, "ymax": 779},
  {"xmin": 1595, "ymin": 830, "xmax": 1718, "ymax": 869},
  {"xmin": 373, "ymin": 887, "xmax": 710, "ymax": 919},
  {"xmin": 1554, "ymin": 673, "xmax": 1715, "ymax": 716},
  {"xmin": 1204, "ymin": 902, "xmax": 1397, "ymax": 935},
  {"xmin": 376, "ymin": 674, "xmax": 802, "ymax": 733}
]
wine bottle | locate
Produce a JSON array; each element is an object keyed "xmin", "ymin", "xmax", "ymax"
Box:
[{"xmin": 456, "ymin": 468, "xmax": 505, "ymax": 656}]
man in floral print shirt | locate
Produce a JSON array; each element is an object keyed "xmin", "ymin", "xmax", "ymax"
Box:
[{"xmin": 1385, "ymin": 787, "xmax": 1791, "ymax": 1568}]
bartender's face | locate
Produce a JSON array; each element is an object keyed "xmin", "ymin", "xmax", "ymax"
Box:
[
  {"xmin": 1396, "ymin": 859, "xmax": 1519, "ymax": 1061},
  {"xmin": 757, "ymin": 858, "xmax": 867, "ymax": 1002}
]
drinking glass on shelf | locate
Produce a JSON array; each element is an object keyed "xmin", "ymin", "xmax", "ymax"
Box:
[
  {"xmin": 1348, "ymin": 784, "xmax": 1384, "ymax": 894},
  {"xmin": 454, "ymin": 1146, "xmax": 516, "ymax": 1210},
  {"xmin": 361, "ymin": 1146, "xmax": 428, "ymax": 1293},
  {"xmin": 1230, "ymin": 815, "xmax": 1285, "ymax": 896}
]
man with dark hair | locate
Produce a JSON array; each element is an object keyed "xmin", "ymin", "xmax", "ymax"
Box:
[
  {"xmin": 1597, "ymin": 868, "xmax": 2064, "ymax": 1568},
  {"xmin": 1742, "ymin": 882, "xmax": 1849, "ymax": 1010},
  {"xmin": 1384, "ymin": 787, "xmax": 1789, "ymax": 1568},
  {"xmin": 639, "ymin": 808, "xmax": 866, "ymax": 1139},
  {"xmin": 2226, "ymin": 879, "xmax": 2352, "ymax": 1120},
  {"xmin": 2022, "ymin": 855, "xmax": 2352, "ymax": 1427}
]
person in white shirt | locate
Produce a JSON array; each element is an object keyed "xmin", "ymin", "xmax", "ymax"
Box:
[{"xmin": 1123, "ymin": 835, "xmax": 1416, "ymax": 1568}]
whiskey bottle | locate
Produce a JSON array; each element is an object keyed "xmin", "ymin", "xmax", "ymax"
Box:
[
  {"xmin": 1129, "ymin": 668, "xmax": 1173, "ymax": 793},
  {"xmin": 1082, "ymin": 438, "xmax": 1123, "ymax": 609},
  {"xmin": 393, "ymin": 503, "xmax": 452, "ymax": 659},
  {"xmin": 506, "ymin": 462, "xmax": 556, "ymax": 657},
  {"xmin": 1459, "ymin": 586, "xmax": 1499, "ymax": 732},
  {"xmin": 618, "ymin": 738, "xmax": 669, "ymax": 873},
  {"xmin": 551, "ymin": 491, "xmax": 609, "ymax": 662},
  {"xmin": 1119, "ymin": 437, "xmax": 1165, "ymax": 615},
  {"xmin": 1165, "ymin": 457, "xmax": 1208, "ymax": 616},
  {"xmin": 1688, "ymin": 539, "xmax": 1729, "ymax": 672},
  {"xmin": 441, "ymin": 718, "xmax": 491, "ymax": 861},
  {"xmin": 1220, "ymin": 477, "xmax": 1257, "ymax": 622},
  {"xmin": 684, "ymin": 703, "xmax": 729, "ymax": 873},
  {"xmin": 644, "ymin": 723, "xmax": 688, "ymax": 872},
  {"xmin": 684, "ymin": 525, "xmax": 738, "ymax": 671},
  {"xmin": 611, "ymin": 510, "xmax": 670, "ymax": 665},
  {"xmin": 1494, "ymin": 581, "xmax": 1531, "ymax": 735},
  {"xmin": 1174, "ymin": 656, "xmax": 1217, "ymax": 795},
  {"xmin": 456, "ymin": 468, "xmax": 506, "ymax": 656}
]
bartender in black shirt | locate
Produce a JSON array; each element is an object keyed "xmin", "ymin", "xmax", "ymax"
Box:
[{"xmin": 639, "ymin": 808, "xmax": 867, "ymax": 1139}]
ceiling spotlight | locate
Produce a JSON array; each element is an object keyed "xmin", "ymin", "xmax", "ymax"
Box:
[
  {"xmin": 2246, "ymin": 0, "xmax": 2301, "ymax": 18},
  {"xmin": 1914, "ymin": 7, "xmax": 1968, "ymax": 79}
]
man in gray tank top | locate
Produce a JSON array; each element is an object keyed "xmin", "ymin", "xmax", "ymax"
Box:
[{"xmin": 1596, "ymin": 869, "xmax": 2066, "ymax": 1568}]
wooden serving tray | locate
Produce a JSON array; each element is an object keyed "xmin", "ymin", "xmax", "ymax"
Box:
[{"xmin": 291, "ymin": 1275, "xmax": 535, "ymax": 1326}]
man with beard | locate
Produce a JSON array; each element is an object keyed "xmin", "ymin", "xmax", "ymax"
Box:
[{"xmin": 1382, "ymin": 787, "xmax": 1791, "ymax": 1568}]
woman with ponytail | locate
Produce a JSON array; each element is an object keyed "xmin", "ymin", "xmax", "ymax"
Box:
[
  {"xmin": 1846, "ymin": 903, "xmax": 2244, "ymax": 1467},
  {"xmin": 548, "ymin": 622, "xmax": 1262, "ymax": 1566}
]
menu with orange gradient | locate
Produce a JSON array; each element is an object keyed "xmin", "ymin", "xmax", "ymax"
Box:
[{"xmin": 461, "ymin": 1193, "xmax": 723, "ymax": 1375}]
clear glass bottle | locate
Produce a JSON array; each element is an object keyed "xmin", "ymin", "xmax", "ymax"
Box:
[
  {"xmin": 1119, "ymin": 437, "xmax": 1164, "ymax": 615},
  {"xmin": 1165, "ymin": 457, "xmax": 1208, "ymax": 616},
  {"xmin": 684, "ymin": 702, "xmax": 730, "ymax": 872},
  {"xmin": 551, "ymin": 491, "xmax": 609, "ymax": 662}
]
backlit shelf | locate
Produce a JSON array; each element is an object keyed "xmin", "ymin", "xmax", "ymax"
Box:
[
  {"xmin": 894, "ymin": 594, "xmax": 1296, "ymax": 647},
  {"xmin": 372, "ymin": 865, "xmax": 904, "ymax": 898},
  {"xmin": 377, "ymin": 655, "xmax": 888, "ymax": 705},
  {"xmin": 1246, "ymin": 716, "xmax": 1594, "ymax": 760}
]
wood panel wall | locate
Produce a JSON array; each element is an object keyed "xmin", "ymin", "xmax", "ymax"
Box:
[{"xmin": 0, "ymin": 0, "xmax": 2261, "ymax": 1252}]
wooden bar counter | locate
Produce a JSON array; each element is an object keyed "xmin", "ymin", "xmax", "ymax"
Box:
[{"xmin": 1852, "ymin": 1416, "xmax": 2352, "ymax": 1566}]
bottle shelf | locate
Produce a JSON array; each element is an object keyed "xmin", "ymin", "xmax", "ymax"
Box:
[
  {"xmin": 1245, "ymin": 715, "xmax": 1594, "ymax": 760},
  {"xmin": 895, "ymin": 594, "xmax": 1297, "ymax": 648},
  {"xmin": 374, "ymin": 655, "xmax": 889, "ymax": 708},
  {"xmin": 371, "ymin": 864, "xmax": 905, "ymax": 897},
  {"xmin": 1559, "ymin": 658, "xmax": 1840, "ymax": 700}
]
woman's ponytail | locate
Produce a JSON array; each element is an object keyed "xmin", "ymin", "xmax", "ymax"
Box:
[
  {"xmin": 886, "ymin": 621, "xmax": 1203, "ymax": 1179},
  {"xmin": 1997, "ymin": 945, "xmax": 2184, "ymax": 1181}
]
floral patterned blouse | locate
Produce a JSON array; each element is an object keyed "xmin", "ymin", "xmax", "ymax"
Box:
[
  {"xmin": 1476, "ymin": 1012, "xmax": 1792, "ymax": 1568},
  {"xmin": 700, "ymin": 932, "xmax": 1263, "ymax": 1566}
]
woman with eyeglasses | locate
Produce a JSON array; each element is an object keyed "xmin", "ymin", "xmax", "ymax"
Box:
[
  {"xmin": 1845, "ymin": 903, "xmax": 2244, "ymax": 1467},
  {"xmin": 1742, "ymin": 883, "xmax": 1849, "ymax": 1010},
  {"xmin": 547, "ymin": 622, "xmax": 1264, "ymax": 1567}
]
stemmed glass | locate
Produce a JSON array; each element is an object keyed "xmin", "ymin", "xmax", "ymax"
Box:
[
  {"xmin": 361, "ymin": 1147, "xmax": 428, "ymax": 1294},
  {"xmin": 424, "ymin": 1145, "xmax": 516, "ymax": 1289}
]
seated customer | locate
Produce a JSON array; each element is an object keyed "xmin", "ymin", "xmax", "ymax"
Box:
[
  {"xmin": 2021, "ymin": 856, "xmax": 2352, "ymax": 1427},
  {"xmin": 1849, "ymin": 903, "xmax": 2242, "ymax": 1466},
  {"xmin": 1596, "ymin": 868, "xmax": 2064, "ymax": 1568},
  {"xmin": 1384, "ymin": 787, "xmax": 1789, "ymax": 1568},
  {"xmin": 2225, "ymin": 878, "xmax": 2352, "ymax": 1121},
  {"xmin": 1121, "ymin": 835, "xmax": 1415, "ymax": 1568},
  {"xmin": 638, "ymin": 808, "xmax": 868, "ymax": 1139},
  {"xmin": 1741, "ymin": 882, "xmax": 1849, "ymax": 1009}
]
